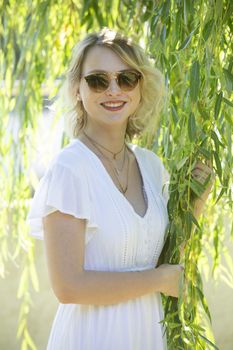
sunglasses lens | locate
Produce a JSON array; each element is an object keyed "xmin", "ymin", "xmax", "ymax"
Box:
[
  {"xmin": 118, "ymin": 72, "xmax": 141, "ymax": 91},
  {"xmin": 84, "ymin": 71, "xmax": 141, "ymax": 92},
  {"xmin": 85, "ymin": 74, "xmax": 109, "ymax": 92}
]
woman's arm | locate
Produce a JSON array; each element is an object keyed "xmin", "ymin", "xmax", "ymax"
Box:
[{"xmin": 43, "ymin": 211, "xmax": 183, "ymax": 305}]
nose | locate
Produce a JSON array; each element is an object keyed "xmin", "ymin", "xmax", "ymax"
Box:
[{"xmin": 105, "ymin": 78, "xmax": 121, "ymax": 95}]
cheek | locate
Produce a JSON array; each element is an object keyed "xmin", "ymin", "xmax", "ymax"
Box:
[{"xmin": 80, "ymin": 88, "xmax": 97, "ymax": 110}]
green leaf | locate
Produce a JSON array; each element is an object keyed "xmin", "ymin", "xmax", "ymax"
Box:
[
  {"xmin": 190, "ymin": 60, "xmax": 200, "ymax": 103},
  {"xmin": 24, "ymin": 328, "xmax": 37, "ymax": 350},
  {"xmin": 223, "ymin": 97, "xmax": 233, "ymax": 108},
  {"xmin": 93, "ymin": 1, "xmax": 105, "ymax": 26},
  {"xmin": 189, "ymin": 178, "xmax": 206, "ymax": 197},
  {"xmin": 168, "ymin": 322, "xmax": 182, "ymax": 329},
  {"xmin": 197, "ymin": 101, "xmax": 210, "ymax": 119},
  {"xmin": 214, "ymin": 91, "xmax": 223, "ymax": 120},
  {"xmin": 188, "ymin": 210, "xmax": 201, "ymax": 230},
  {"xmin": 171, "ymin": 105, "xmax": 179, "ymax": 124},
  {"xmin": 176, "ymin": 157, "xmax": 188, "ymax": 170},
  {"xmin": 21, "ymin": 338, "xmax": 27, "ymax": 350},
  {"xmin": 190, "ymin": 323, "xmax": 205, "ymax": 332},
  {"xmin": 177, "ymin": 27, "xmax": 197, "ymax": 50},
  {"xmin": 223, "ymin": 68, "xmax": 233, "ymax": 92},
  {"xmin": 198, "ymin": 146, "xmax": 211, "ymax": 160},
  {"xmin": 202, "ymin": 19, "xmax": 214, "ymax": 41},
  {"xmin": 161, "ymin": 0, "xmax": 170, "ymax": 22},
  {"xmin": 185, "ymin": 211, "xmax": 193, "ymax": 235},
  {"xmin": 17, "ymin": 318, "xmax": 26, "ymax": 339},
  {"xmin": 141, "ymin": 0, "xmax": 154, "ymax": 21},
  {"xmin": 29, "ymin": 263, "xmax": 39, "ymax": 292},
  {"xmin": 215, "ymin": 0, "xmax": 223, "ymax": 18},
  {"xmin": 17, "ymin": 268, "xmax": 28, "ymax": 299},
  {"xmin": 198, "ymin": 333, "xmax": 220, "ymax": 350},
  {"xmin": 215, "ymin": 175, "xmax": 229, "ymax": 203},
  {"xmin": 213, "ymin": 151, "xmax": 222, "ymax": 180},
  {"xmin": 81, "ymin": 0, "xmax": 90, "ymax": 17},
  {"xmin": 211, "ymin": 130, "xmax": 225, "ymax": 153},
  {"xmin": 160, "ymin": 24, "xmax": 167, "ymax": 44},
  {"xmin": 225, "ymin": 112, "xmax": 233, "ymax": 125},
  {"xmin": 188, "ymin": 112, "xmax": 196, "ymax": 142}
]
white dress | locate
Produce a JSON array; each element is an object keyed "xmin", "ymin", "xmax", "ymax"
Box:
[{"xmin": 27, "ymin": 138, "xmax": 170, "ymax": 350}]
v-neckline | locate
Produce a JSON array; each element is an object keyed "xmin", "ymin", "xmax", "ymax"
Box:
[{"xmin": 75, "ymin": 138, "xmax": 150, "ymax": 220}]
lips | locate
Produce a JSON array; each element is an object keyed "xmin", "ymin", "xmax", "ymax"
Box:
[{"xmin": 100, "ymin": 101, "xmax": 127, "ymax": 111}]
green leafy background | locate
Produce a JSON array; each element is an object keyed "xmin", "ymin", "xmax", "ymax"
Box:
[{"xmin": 0, "ymin": 0, "xmax": 232, "ymax": 349}]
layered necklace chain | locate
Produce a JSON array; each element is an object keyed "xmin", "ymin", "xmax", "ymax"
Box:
[{"xmin": 82, "ymin": 131, "xmax": 130, "ymax": 194}]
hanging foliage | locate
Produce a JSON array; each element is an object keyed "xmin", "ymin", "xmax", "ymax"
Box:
[
  {"xmin": 1, "ymin": 0, "xmax": 232, "ymax": 349},
  {"xmin": 139, "ymin": 1, "xmax": 232, "ymax": 349}
]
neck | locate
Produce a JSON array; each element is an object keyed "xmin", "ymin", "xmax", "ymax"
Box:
[{"xmin": 80, "ymin": 120, "xmax": 128, "ymax": 156}]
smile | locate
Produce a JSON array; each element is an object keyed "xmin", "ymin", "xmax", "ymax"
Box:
[{"xmin": 100, "ymin": 101, "xmax": 126, "ymax": 111}]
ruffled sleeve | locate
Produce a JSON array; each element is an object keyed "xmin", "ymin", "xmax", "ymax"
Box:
[{"xmin": 26, "ymin": 162, "xmax": 98, "ymax": 244}]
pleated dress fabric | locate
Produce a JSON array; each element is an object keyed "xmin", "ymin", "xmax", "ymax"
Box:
[{"xmin": 27, "ymin": 138, "xmax": 170, "ymax": 350}]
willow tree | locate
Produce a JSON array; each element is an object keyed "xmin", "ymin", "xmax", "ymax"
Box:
[{"xmin": 1, "ymin": 0, "xmax": 232, "ymax": 349}]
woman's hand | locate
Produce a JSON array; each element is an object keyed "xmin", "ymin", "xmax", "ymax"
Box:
[
  {"xmin": 156, "ymin": 263, "xmax": 184, "ymax": 298},
  {"xmin": 191, "ymin": 159, "xmax": 215, "ymax": 219}
]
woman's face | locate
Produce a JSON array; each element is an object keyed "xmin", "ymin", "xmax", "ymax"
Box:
[{"xmin": 79, "ymin": 45, "xmax": 141, "ymax": 128}]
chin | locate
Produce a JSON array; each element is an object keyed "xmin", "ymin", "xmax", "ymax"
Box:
[{"xmin": 106, "ymin": 113, "xmax": 130, "ymax": 123}]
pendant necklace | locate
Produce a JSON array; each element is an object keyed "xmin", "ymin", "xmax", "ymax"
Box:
[{"xmin": 82, "ymin": 131, "xmax": 130, "ymax": 194}]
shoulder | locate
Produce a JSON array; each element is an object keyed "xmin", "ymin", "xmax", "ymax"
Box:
[
  {"xmin": 128, "ymin": 142, "xmax": 170, "ymax": 185},
  {"xmin": 128, "ymin": 143, "xmax": 170, "ymax": 201},
  {"xmin": 128, "ymin": 142, "xmax": 163, "ymax": 171},
  {"xmin": 47, "ymin": 139, "xmax": 87, "ymax": 175}
]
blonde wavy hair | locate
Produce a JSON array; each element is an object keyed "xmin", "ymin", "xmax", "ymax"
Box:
[{"xmin": 60, "ymin": 28, "xmax": 165, "ymax": 142}]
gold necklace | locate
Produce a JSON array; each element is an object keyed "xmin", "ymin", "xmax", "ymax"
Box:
[
  {"xmin": 83, "ymin": 131, "xmax": 125, "ymax": 159},
  {"xmin": 82, "ymin": 130, "xmax": 126, "ymax": 174},
  {"xmin": 109, "ymin": 151, "xmax": 129, "ymax": 193},
  {"xmin": 82, "ymin": 132, "xmax": 130, "ymax": 194}
]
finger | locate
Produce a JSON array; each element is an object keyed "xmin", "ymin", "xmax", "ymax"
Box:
[
  {"xmin": 192, "ymin": 171, "xmax": 210, "ymax": 181},
  {"xmin": 192, "ymin": 166, "xmax": 214, "ymax": 177},
  {"xmin": 192, "ymin": 170, "xmax": 215, "ymax": 183},
  {"xmin": 192, "ymin": 169, "xmax": 210, "ymax": 177},
  {"xmin": 193, "ymin": 163, "xmax": 213, "ymax": 173},
  {"xmin": 204, "ymin": 161, "xmax": 214, "ymax": 175},
  {"xmin": 194, "ymin": 159, "xmax": 214, "ymax": 170}
]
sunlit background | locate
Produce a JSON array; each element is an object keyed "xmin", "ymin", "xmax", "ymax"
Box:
[{"xmin": 1, "ymin": 1, "xmax": 232, "ymax": 349}]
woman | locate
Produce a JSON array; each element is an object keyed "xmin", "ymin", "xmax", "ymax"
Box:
[{"xmin": 27, "ymin": 28, "xmax": 214, "ymax": 350}]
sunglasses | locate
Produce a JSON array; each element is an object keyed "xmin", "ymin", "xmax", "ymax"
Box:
[{"xmin": 83, "ymin": 70, "xmax": 142, "ymax": 93}]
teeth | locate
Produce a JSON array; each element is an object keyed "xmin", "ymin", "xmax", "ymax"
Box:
[{"xmin": 102, "ymin": 102, "xmax": 125, "ymax": 108}]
